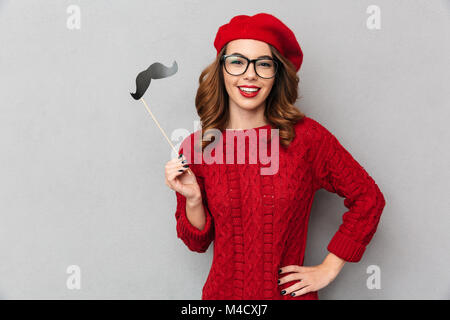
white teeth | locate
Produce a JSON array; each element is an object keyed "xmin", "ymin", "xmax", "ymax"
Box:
[{"xmin": 239, "ymin": 87, "xmax": 260, "ymax": 92}]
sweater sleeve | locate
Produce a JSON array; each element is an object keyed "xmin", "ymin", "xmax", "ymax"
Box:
[
  {"xmin": 174, "ymin": 139, "xmax": 215, "ymax": 253},
  {"xmin": 312, "ymin": 123, "xmax": 386, "ymax": 262}
]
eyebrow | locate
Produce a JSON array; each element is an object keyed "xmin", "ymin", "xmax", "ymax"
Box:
[{"xmin": 230, "ymin": 52, "xmax": 273, "ymax": 59}]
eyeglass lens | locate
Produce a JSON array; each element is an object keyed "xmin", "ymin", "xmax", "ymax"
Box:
[{"xmin": 224, "ymin": 56, "xmax": 276, "ymax": 78}]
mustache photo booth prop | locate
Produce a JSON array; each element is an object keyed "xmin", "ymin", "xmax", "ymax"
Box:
[{"xmin": 130, "ymin": 60, "xmax": 192, "ymax": 175}]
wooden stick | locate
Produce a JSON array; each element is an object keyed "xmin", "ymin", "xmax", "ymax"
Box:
[{"xmin": 139, "ymin": 97, "xmax": 192, "ymax": 175}]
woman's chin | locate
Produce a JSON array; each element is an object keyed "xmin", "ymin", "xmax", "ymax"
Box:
[{"xmin": 235, "ymin": 102, "xmax": 263, "ymax": 110}]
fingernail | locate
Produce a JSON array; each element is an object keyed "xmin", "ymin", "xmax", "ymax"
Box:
[
  {"xmin": 291, "ymin": 293, "xmax": 295, "ymax": 297},
  {"xmin": 181, "ymin": 160, "xmax": 186, "ymax": 164},
  {"xmin": 178, "ymin": 169, "xmax": 183, "ymax": 172},
  {"xmin": 278, "ymin": 269, "xmax": 282, "ymax": 274},
  {"xmin": 178, "ymin": 154, "xmax": 183, "ymax": 158},
  {"xmin": 281, "ymin": 290, "xmax": 286, "ymax": 295},
  {"xmin": 183, "ymin": 164, "xmax": 189, "ymax": 168},
  {"xmin": 277, "ymin": 279, "xmax": 280, "ymax": 284}
]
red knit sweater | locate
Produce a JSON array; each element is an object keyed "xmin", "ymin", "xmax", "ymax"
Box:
[{"xmin": 174, "ymin": 116, "xmax": 386, "ymax": 300}]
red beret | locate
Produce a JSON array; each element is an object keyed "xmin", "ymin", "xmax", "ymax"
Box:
[{"xmin": 214, "ymin": 13, "xmax": 303, "ymax": 72}]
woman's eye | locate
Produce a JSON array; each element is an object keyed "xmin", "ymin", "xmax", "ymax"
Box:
[{"xmin": 231, "ymin": 61, "xmax": 242, "ymax": 65}]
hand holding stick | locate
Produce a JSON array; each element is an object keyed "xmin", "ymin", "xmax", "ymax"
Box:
[{"xmin": 130, "ymin": 60, "xmax": 192, "ymax": 175}]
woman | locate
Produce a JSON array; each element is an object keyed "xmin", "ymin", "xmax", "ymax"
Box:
[{"xmin": 164, "ymin": 13, "xmax": 386, "ymax": 300}]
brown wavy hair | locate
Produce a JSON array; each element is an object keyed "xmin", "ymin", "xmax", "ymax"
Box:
[{"xmin": 195, "ymin": 43, "xmax": 305, "ymax": 152}]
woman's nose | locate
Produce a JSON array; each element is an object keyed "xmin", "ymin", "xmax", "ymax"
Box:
[{"xmin": 243, "ymin": 61, "xmax": 258, "ymax": 78}]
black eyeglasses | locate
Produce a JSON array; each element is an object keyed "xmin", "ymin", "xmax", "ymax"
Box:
[{"xmin": 221, "ymin": 54, "xmax": 278, "ymax": 79}]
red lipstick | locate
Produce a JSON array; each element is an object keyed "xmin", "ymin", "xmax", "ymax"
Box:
[{"xmin": 238, "ymin": 85, "xmax": 261, "ymax": 98}]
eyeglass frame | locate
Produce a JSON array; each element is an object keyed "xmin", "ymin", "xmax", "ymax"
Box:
[{"xmin": 220, "ymin": 54, "xmax": 279, "ymax": 79}]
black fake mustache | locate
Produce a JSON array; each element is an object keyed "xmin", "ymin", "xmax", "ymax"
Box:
[{"xmin": 130, "ymin": 61, "xmax": 178, "ymax": 100}]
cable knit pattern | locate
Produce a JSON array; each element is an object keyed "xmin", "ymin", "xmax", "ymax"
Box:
[
  {"xmin": 311, "ymin": 120, "xmax": 387, "ymax": 262},
  {"xmin": 174, "ymin": 116, "xmax": 386, "ymax": 300}
]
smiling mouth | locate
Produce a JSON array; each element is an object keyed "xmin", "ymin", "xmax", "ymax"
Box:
[{"xmin": 238, "ymin": 86, "xmax": 261, "ymax": 93}]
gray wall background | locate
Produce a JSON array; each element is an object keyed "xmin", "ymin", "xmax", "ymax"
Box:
[{"xmin": 0, "ymin": 0, "xmax": 449, "ymax": 299}]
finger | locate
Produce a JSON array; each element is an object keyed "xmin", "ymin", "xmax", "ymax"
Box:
[
  {"xmin": 279, "ymin": 265, "xmax": 304, "ymax": 274},
  {"xmin": 173, "ymin": 162, "xmax": 190, "ymax": 175},
  {"xmin": 168, "ymin": 167, "xmax": 188, "ymax": 182},
  {"xmin": 166, "ymin": 174, "xmax": 182, "ymax": 190},
  {"xmin": 297, "ymin": 266, "xmax": 314, "ymax": 272},
  {"xmin": 281, "ymin": 280, "xmax": 310, "ymax": 297},
  {"xmin": 290, "ymin": 283, "xmax": 312, "ymax": 297},
  {"xmin": 177, "ymin": 155, "xmax": 189, "ymax": 164},
  {"xmin": 167, "ymin": 157, "xmax": 188, "ymax": 168},
  {"xmin": 167, "ymin": 161, "xmax": 190, "ymax": 176},
  {"xmin": 166, "ymin": 166, "xmax": 188, "ymax": 188},
  {"xmin": 278, "ymin": 272, "xmax": 305, "ymax": 286},
  {"xmin": 167, "ymin": 172, "xmax": 184, "ymax": 192},
  {"xmin": 177, "ymin": 157, "xmax": 191, "ymax": 169},
  {"xmin": 167, "ymin": 162, "xmax": 190, "ymax": 174},
  {"xmin": 177, "ymin": 153, "xmax": 187, "ymax": 163},
  {"xmin": 165, "ymin": 155, "xmax": 189, "ymax": 191}
]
